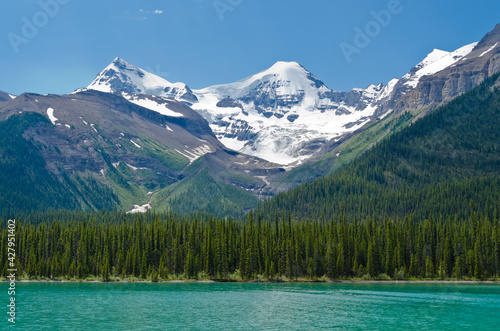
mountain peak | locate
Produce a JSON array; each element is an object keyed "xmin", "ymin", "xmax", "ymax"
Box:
[
  {"xmin": 88, "ymin": 57, "xmax": 172, "ymax": 94},
  {"xmin": 110, "ymin": 57, "xmax": 136, "ymax": 70},
  {"xmin": 262, "ymin": 61, "xmax": 308, "ymax": 77},
  {"xmin": 268, "ymin": 60, "xmax": 303, "ymax": 70},
  {"xmin": 401, "ymin": 42, "xmax": 477, "ymax": 88},
  {"xmin": 240, "ymin": 60, "xmax": 327, "ymax": 91},
  {"xmin": 418, "ymin": 49, "xmax": 450, "ymax": 67},
  {"xmin": 87, "ymin": 57, "xmax": 198, "ymax": 104}
]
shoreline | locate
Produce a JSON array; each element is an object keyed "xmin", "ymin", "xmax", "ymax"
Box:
[{"xmin": 4, "ymin": 279, "xmax": 500, "ymax": 284}]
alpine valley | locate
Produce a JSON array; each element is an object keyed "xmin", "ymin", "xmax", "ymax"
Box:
[{"xmin": 1, "ymin": 24, "xmax": 499, "ymax": 217}]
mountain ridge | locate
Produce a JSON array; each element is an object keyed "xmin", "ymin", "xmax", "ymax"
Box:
[
  {"xmin": 1, "ymin": 24, "xmax": 499, "ymax": 216},
  {"xmin": 86, "ymin": 24, "xmax": 500, "ymax": 165}
]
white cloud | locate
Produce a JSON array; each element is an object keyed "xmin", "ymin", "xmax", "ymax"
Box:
[{"xmin": 138, "ymin": 9, "xmax": 163, "ymax": 15}]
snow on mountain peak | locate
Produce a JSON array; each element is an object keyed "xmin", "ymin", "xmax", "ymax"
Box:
[
  {"xmin": 402, "ymin": 42, "xmax": 478, "ymax": 88},
  {"xmin": 252, "ymin": 61, "xmax": 323, "ymax": 87},
  {"xmin": 197, "ymin": 61, "xmax": 327, "ymax": 100},
  {"xmin": 89, "ymin": 57, "xmax": 169, "ymax": 94},
  {"xmin": 193, "ymin": 61, "xmax": 382, "ymax": 164},
  {"xmin": 88, "ymin": 57, "xmax": 198, "ymax": 104},
  {"xmin": 262, "ymin": 61, "xmax": 305, "ymax": 76},
  {"xmin": 419, "ymin": 49, "xmax": 450, "ymax": 67}
]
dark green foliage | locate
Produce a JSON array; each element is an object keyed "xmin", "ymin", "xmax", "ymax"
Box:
[
  {"xmin": 256, "ymin": 74, "xmax": 500, "ymax": 221},
  {"xmin": 0, "ymin": 113, "xmax": 79, "ymax": 214},
  {"xmin": 4, "ymin": 209, "xmax": 499, "ymax": 281},
  {"xmin": 0, "ymin": 113, "xmax": 120, "ymax": 216},
  {"xmin": 154, "ymin": 167, "xmax": 258, "ymax": 218}
]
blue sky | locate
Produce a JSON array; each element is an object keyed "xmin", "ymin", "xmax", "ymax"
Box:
[{"xmin": 0, "ymin": 0, "xmax": 499, "ymax": 95}]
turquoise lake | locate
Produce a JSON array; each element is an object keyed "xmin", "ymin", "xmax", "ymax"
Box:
[{"xmin": 3, "ymin": 282, "xmax": 500, "ymax": 330}]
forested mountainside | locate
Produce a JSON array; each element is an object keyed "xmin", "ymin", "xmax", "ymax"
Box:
[{"xmin": 256, "ymin": 74, "xmax": 500, "ymax": 221}]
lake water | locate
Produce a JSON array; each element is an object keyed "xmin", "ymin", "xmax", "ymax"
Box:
[{"xmin": 3, "ymin": 282, "xmax": 500, "ymax": 330}]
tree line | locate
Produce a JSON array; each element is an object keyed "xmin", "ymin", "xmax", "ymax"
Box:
[{"xmin": 2, "ymin": 207, "xmax": 499, "ymax": 281}]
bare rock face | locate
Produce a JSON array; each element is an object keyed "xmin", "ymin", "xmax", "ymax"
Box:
[{"xmin": 0, "ymin": 90, "xmax": 14, "ymax": 102}]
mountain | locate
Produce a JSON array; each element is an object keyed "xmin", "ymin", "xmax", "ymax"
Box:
[
  {"xmin": 2, "ymin": 24, "xmax": 499, "ymax": 216},
  {"xmin": 263, "ymin": 24, "xmax": 500, "ymax": 192},
  {"xmin": 193, "ymin": 61, "xmax": 389, "ymax": 165},
  {"xmin": 256, "ymin": 73, "xmax": 500, "ymax": 221},
  {"xmin": 192, "ymin": 38, "xmax": 491, "ymax": 165},
  {"xmin": 0, "ymin": 90, "xmax": 280, "ymax": 216},
  {"xmin": 87, "ymin": 57, "xmax": 199, "ymax": 105},
  {"xmin": 389, "ymin": 24, "xmax": 500, "ymax": 114},
  {"xmin": 0, "ymin": 90, "xmax": 15, "ymax": 102},
  {"xmin": 86, "ymin": 25, "xmax": 499, "ymax": 166},
  {"xmin": 88, "ymin": 59, "xmax": 399, "ymax": 165}
]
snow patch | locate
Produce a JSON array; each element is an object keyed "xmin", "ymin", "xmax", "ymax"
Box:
[
  {"xmin": 127, "ymin": 204, "xmax": 152, "ymax": 214},
  {"xmin": 175, "ymin": 144, "xmax": 213, "ymax": 164},
  {"xmin": 256, "ymin": 176, "xmax": 270, "ymax": 186},
  {"xmin": 47, "ymin": 108, "xmax": 58, "ymax": 125},
  {"xmin": 479, "ymin": 42, "xmax": 498, "ymax": 57},
  {"xmin": 65, "ymin": 124, "xmax": 71, "ymax": 129},
  {"xmin": 124, "ymin": 95, "xmax": 184, "ymax": 117},
  {"xmin": 378, "ymin": 109, "xmax": 393, "ymax": 120},
  {"xmin": 130, "ymin": 140, "xmax": 142, "ymax": 148},
  {"xmin": 126, "ymin": 163, "xmax": 149, "ymax": 171}
]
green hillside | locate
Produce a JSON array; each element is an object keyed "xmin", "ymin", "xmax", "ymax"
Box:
[{"xmin": 0, "ymin": 113, "xmax": 120, "ymax": 216}]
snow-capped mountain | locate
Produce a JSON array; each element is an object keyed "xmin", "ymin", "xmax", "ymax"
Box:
[
  {"xmin": 401, "ymin": 43, "xmax": 478, "ymax": 89},
  {"xmin": 389, "ymin": 24, "xmax": 500, "ymax": 113},
  {"xmin": 191, "ymin": 40, "xmax": 482, "ymax": 164},
  {"xmin": 86, "ymin": 24, "xmax": 500, "ymax": 165},
  {"xmin": 88, "ymin": 57, "xmax": 198, "ymax": 105},
  {"xmin": 192, "ymin": 61, "xmax": 385, "ymax": 164}
]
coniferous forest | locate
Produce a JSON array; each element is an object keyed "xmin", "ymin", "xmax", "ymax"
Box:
[
  {"xmin": 2, "ymin": 74, "xmax": 500, "ymax": 282},
  {"xmin": 2, "ymin": 208, "xmax": 499, "ymax": 281}
]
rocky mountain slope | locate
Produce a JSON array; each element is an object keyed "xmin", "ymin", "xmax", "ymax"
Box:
[
  {"xmin": 0, "ymin": 90, "xmax": 15, "ymax": 102},
  {"xmin": 389, "ymin": 24, "xmax": 500, "ymax": 115},
  {"xmin": 0, "ymin": 90, "xmax": 281, "ymax": 216}
]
